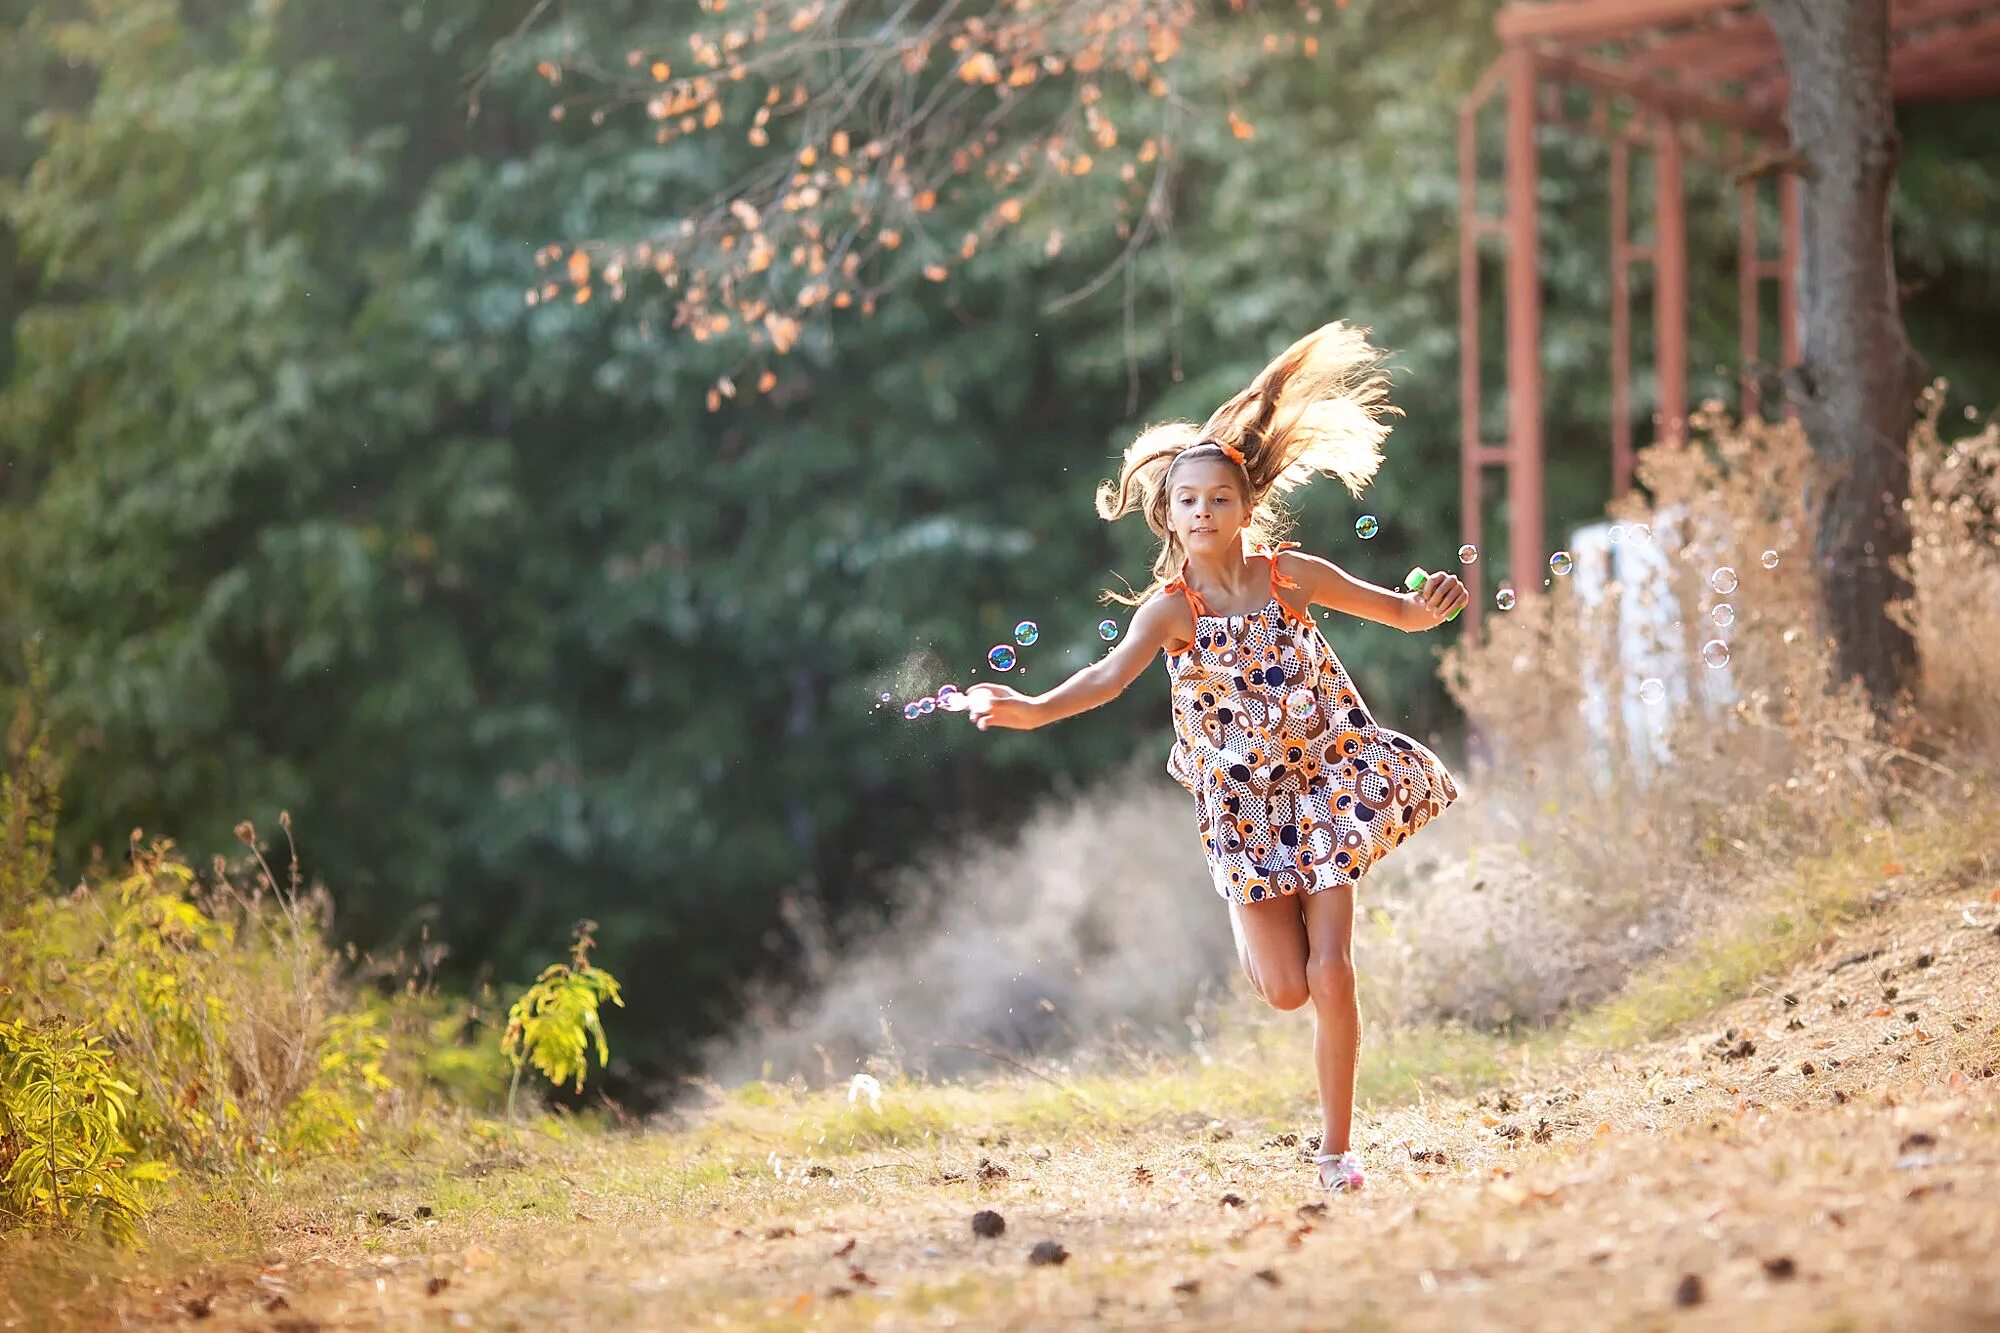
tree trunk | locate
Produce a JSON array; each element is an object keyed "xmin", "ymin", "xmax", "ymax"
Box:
[{"xmin": 1758, "ymin": 0, "xmax": 1924, "ymax": 708}]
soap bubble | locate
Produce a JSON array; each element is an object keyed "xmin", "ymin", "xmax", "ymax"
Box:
[
  {"xmin": 987, "ymin": 644, "xmax": 1017, "ymax": 672},
  {"xmin": 1284, "ymin": 687, "xmax": 1316, "ymax": 718},
  {"xmin": 1709, "ymin": 566, "xmax": 1738, "ymax": 595},
  {"xmin": 1457, "ymin": 543, "xmax": 1479, "ymax": 565},
  {"xmin": 1701, "ymin": 639, "xmax": 1731, "ymax": 668},
  {"xmin": 1630, "ymin": 523, "xmax": 1651, "ymax": 545},
  {"xmin": 1495, "ymin": 587, "xmax": 1517, "ymax": 611},
  {"xmin": 1609, "ymin": 524, "xmax": 1627, "ymax": 545},
  {"xmin": 1097, "ymin": 619, "xmax": 1120, "ymax": 641},
  {"xmin": 1639, "ymin": 677, "xmax": 1665, "ymax": 705},
  {"xmin": 1549, "ymin": 550, "xmax": 1574, "ymax": 576},
  {"xmin": 879, "ymin": 691, "xmax": 892, "ymax": 704},
  {"xmin": 1761, "ymin": 549, "xmax": 1780, "ymax": 570},
  {"xmin": 903, "ymin": 701, "xmax": 922, "ymax": 720},
  {"xmin": 1355, "ymin": 514, "xmax": 1380, "ymax": 540},
  {"xmin": 1711, "ymin": 604, "xmax": 1735, "ymax": 627},
  {"xmin": 1013, "ymin": 620, "xmax": 1039, "ymax": 646},
  {"xmin": 918, "ymin": 696, "xmax": 936, "ymax": 714},
  {"xmin": 936, "ymin": 683, "xmax": 961, "ymax": 704}
]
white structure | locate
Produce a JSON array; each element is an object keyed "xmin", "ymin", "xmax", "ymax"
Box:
[{"xmin": 1566, "ymin": 509, "xmax": 1736, "ymax": 787}]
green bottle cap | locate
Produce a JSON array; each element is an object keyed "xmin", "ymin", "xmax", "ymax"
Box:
[{"xmin": 1405, "ymin": 567, "xmax": 1462, "ymax": 621}]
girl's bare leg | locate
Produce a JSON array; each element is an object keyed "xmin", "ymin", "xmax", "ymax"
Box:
[
  {"xmin": 1226, "ymin": 895, "xmax": 1311, "ymax": 1011},
  {"xmin": 1300, "ymin": 885, "xmax": 1360, "ymax": 1155}
]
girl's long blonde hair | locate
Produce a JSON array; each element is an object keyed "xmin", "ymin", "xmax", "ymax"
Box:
[{"xmin": 1095, "ymin": 321, "xmax": 1398, "ymax": 606}]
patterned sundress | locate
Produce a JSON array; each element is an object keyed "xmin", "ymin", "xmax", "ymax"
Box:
[{"xmin": 1161, "ymin": 542, "xmax": 1461, "ymax": 905}]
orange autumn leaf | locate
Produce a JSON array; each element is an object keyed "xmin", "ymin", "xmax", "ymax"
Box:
[
  {"xmin": 922, "ymin": 263, "xmax": 948, "ymax": 281},
  {"xmin": 996, "ymin": 198, "xmax": 1023, "ymax": 223},
  {"xmin": 879, "ymin": 229, "xmax": 902, "ymax": 249},
  {"xmin": 651, "ymin": 60, "xmax": 671, "ymax": 81},
  {"xmin": 567, "ymin": 250, "xmax": 591, "ymax": 284},
  {"xmin": 958, "ymin": 51, "xmax": 999, "ymax": 83},
  {"xmin": 758, "ymin": 370, "xmax": 777, "ymax": 392},
  {"xmin": 1228, "ymin": 110, "xmax": 1256, "ymax": 140},
  {"xmin": 913, "ymin": 189, "xmax": 937, "ymax": 212}
]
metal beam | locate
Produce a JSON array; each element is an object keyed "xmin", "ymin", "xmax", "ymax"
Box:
[
  {"xmin": 1654, "ymin": 115, "xmax": 1689, "ymax": 446},
  {"xmin": 1504, "ymin": 44, "xmax": 1545, "ymax": 604},
  {"xmin": 1496, "ymin": 0, "xmax": 1744, "ymax": 44},
  {"xmin": 1625, "ymin": 11, "xmax": 1764, "ymax": 74},
  {"xmin": 1610, "ymin": 137, "xmax": 1635, "ymax": 497},
  {"xmin": 1738, "ymin": 176, "xmax": 1762, "ymax": 420},
  {"xmin": 1458, "ymin": 85, "xmax": 1488, "ymax": 637},
  {"xmin": 1535, "ymin": 51, "xmax": 1785, "ymax": 136}
]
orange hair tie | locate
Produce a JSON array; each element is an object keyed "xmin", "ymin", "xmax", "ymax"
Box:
[{"xmin": 1215, "ymin": 441, "xmax": 1246, "ymax": 466}]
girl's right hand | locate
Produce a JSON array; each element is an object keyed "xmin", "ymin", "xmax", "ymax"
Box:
[{"xmin": 964, "ymin": 683, "xmax": 1039, "ymax": 731}]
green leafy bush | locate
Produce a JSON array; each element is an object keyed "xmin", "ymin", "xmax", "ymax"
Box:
[
  {"xmin": 502, "ymin": 921, "xmax": 625, "ymax": 1123},
  {"xmin": 0, "ymin": 1015, "xmax": 172, "ymax": 1243}
]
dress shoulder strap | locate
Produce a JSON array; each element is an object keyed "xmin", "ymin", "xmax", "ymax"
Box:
[
  {"xmin": 1259, "ymin": 540, "xmax": 1304, "ymax": 593},
  {"xmin": 1161, "ymin": 563, "xmax": 1209, "ymax": 618},
  {"xmin": 1255, "ymin": 541, "xmax": 1312, "ymax": 625}
]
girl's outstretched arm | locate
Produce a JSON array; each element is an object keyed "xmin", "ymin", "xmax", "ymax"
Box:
[
  {"xmin": 1277, "ymin": 550, "xmax": 1467, "ymax": 631},
  {"xmin": 965, "ymin": 593, "xmax": 1189, "ymax": 731}
]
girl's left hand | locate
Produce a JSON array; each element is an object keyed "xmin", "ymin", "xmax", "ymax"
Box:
[
  {"xmin": 964, "ymin": 683, "xmax": 1039, "ymax": 731},
  {"xmin": 1414, "ymin": 571, "xmax": 1469, "ymax": 626}
]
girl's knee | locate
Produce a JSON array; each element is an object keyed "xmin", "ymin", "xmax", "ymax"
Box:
[
  {"xmin": 1305, "ymin": 954, "xmax": 1356, "ymax": 1006},
  {"xmin": 1254, "ymin": 975, "xmax": 1311, "ymax": 1011}
]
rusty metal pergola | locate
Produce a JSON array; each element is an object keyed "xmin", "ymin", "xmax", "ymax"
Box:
[{"xmin": 1458, "ymin": 0, "xmax": 2000, "ymax": 635}]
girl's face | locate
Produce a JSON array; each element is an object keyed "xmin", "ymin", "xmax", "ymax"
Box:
[{"xmin": 1167, "ymin": 459, "xmax": 1248, "ymax": 558}]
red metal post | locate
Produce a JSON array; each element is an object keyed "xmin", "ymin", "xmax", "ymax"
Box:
[
  {"xmin": 1778, "ymin": 169, "xmax": 1801, "ymax": 371},
  {"xmin": 1459, "ymin": 98, "xmax": 1485, "ymax": 638},
  {"xmin": 1737, "ymin": 175, "xmax": 1762, "ymax": 420},
  {"xmin": 1610, "ymin": 137, "xmax": 1634, "ymax": 498},
  {"xmin": 1504, "ymin": 44, "xmax": 1544, "ymax": 602},
  {"xmin": 1653, "ymin": 114, "xmax": 1688, "ymax": 445}
]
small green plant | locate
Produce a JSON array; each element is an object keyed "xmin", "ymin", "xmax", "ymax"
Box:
[
  {"xmin": 0, "ymin": 1013, "xmax": 173, "ymax": 1242},
  {"xmin": 501, "ymin": 920, "xmax": 625, "ymax": 1125}
]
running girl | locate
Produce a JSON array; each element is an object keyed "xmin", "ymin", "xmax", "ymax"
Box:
[{"xmin": 965, "ymin": 322, "xmax": 1467, "ymax": 1193}]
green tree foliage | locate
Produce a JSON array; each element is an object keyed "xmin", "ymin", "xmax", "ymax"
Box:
[{"xmin": 1, "ymin": 0, "xmax": 1995, "ymax": 1088}]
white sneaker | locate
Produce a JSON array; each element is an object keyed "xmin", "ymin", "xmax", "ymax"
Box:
[{"xmin": 1315, "ymin": 1150, "xmax": 1365, "ymax": 1192}]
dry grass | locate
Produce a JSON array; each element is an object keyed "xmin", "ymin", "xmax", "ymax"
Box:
[
  {"xmin": 3, "ymin": 789, "xmax": 1996, "ymax": 1330},
  {"xmin": 1378, "ymin": 402, "xmax": 2000, "ymax": 1039}
]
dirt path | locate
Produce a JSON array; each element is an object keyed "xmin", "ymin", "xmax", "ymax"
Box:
[{"xmin": 102, "ymin": 865, "xmax": 2000, "ymax": 1331}]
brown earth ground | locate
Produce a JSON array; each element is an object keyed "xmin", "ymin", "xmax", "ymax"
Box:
[{"xmin": 9, "ymin": 847, "xmax": 2000, "ymax": 1332}]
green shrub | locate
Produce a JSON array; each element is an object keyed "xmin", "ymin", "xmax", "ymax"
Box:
[
  {"xmin": 502, "ymin": 920, "xmax": 624, "ymax": 1124},
  {"xmin": 0, "ymin": 1014, "xmax": 172, "ymax": 1242}
]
